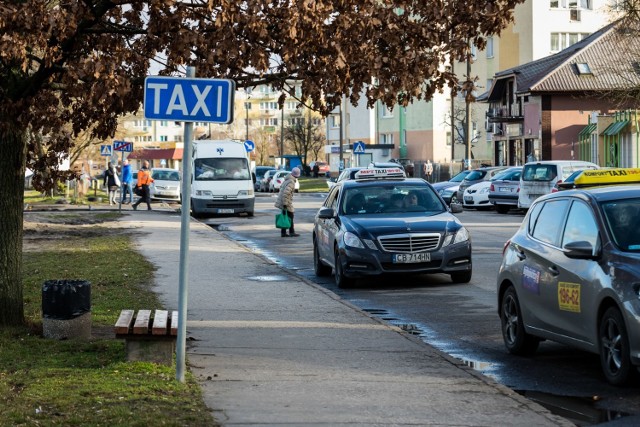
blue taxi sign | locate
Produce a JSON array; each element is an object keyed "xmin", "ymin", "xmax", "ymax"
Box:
[{"xmin": 143, "ymin": 76, "xmax": 235, "ymax": 123}]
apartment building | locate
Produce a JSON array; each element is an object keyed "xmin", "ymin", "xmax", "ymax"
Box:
[{"xmin": 326, "ymin": 0, "xmax": 615, "ymax": 175}]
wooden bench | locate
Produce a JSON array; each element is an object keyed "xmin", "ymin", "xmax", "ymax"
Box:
[{"xmin": 115, "ymin": 309, "xmax": 178, "ymax": 366}]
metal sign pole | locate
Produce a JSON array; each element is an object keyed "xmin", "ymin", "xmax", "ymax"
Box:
[
  {"xmin": 118, "ymin": 150, "xmax": 124, "ymax": 212},
  {"xmin": 176, "ymin": 66, "xmax": 195, "ymax": 383}
]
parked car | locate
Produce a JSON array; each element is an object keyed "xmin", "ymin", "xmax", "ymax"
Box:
[
  {"xmin": 369, "ymin": 161, "xmax": 405, "ymax": 171},
  {"xmin": 432, "ymin": 170, "xmax": 472, "ymax": 205},
  {"xmin": 497, "ymin": 179, "xmax": 640, "ymax": 385},
  {"xmin": 253, "ymin": 166, "xmax": 276, "ymax": 191},
  {"xmin": 518, "ymin": 160, "xmax": 598, "ymax": 209},
  {"xmin": 456, "ymin": 167, "xmax": 508, "ymax": 202},
  {"xmin": 313, "ymin": 167, "xmax": 470, "ymax": 288},
  {"xmin": 259, "ymin": 169, "xmax": 279, "ymax": 192},
  {"xmin": 462, "ymin": 181, "xmax": 493, "ymax": 209},
  {"xmin": 270, "ymin": 170, "xmax": 300, "ymax": 193},
  {"xmin": 327, "ymin": 167, "xmax": 366, "ymax": 189},
  {"xmin": 149, "ymin": 168, "xmax": 181, "ymax": 203},
  {"xmin": 488, "ymin": 167, "xmax": 523, "ymax": 214},
  {"xmin": 552, "ymin": 169, "xmax": 585, "ymax": 192}
]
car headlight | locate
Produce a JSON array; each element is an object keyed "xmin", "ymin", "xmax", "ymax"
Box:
[
  {"xmin": 343, "ymin": 231, "xmax": 364, "ymax": 249},
  {"xmin": 237, "ymin": 189, "xmax": 254, "ymax": 196},
  {"xmin": 195, "ymin": 190, "xmax": 213, "ymax": 196},
  {"xmin": 442, "ymin": 227, "xmax": 470, "ymax": 246},
  {"xmin": 479, "ymin": 187, "xmax": 490, "ymax": 194}
]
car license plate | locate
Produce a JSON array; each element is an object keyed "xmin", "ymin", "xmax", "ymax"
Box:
[
  {"xmin": 499, "ymin": 187, "xmax": 512, "ymax": 192},
  {"xmin": 218, "ymin": 208, "xmax": 234, "ymax": 214},
  {"xmin": 393, "ymin": 253, "xmax": 430, "ymax": 263}
]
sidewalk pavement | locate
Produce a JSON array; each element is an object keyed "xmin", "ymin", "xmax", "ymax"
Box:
[{"xmin": 120, "ymin": 209, "xmax": 571, "ymax": 426}]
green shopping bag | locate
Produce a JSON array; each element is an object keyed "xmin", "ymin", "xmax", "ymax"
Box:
[{"xmin": 275, "ymin": 209, "xmax": 292, "ymax": 229}]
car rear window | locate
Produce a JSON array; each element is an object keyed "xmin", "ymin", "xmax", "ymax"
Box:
[
  {"xmin": 466, "ymin": 170, "xmax": 487, "ymax": 181},
  {"xmin": 522, "ymin": 164, "xmax": 558, "ymax": 182}
]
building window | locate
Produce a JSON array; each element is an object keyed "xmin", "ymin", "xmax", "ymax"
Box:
[
  {"xmin": 576, "ymin": 62, "xmax": 593, "ymax": 75},
  {"xmin": 175, "ymin": 135, "xmax": 183, "ymax": 142},
  {"xmin": 381, "ymin": 133, "xmax": 393, "ymax": 145},
  {"xmin": 160, "ymin": 135, "xmax": 168, "ymax": 142},
  {"xmin": 550, "ymin": 33, "xmax": 589, "ymax": 52},
  {"xmin": 330, "ymin": 114, "xmax": 341, "ymax": 128},
  {"xmin": 381, "ymin": 105, "xmax": 393, "ymax": 118},
  {"xmin": 260, "ymin": 102, "xmax": 278, "ymax": 110},
  {"xmin": 551, "ymin": 0, "xmax": 591, "ymax": 7},
  {"xmin": 486, "ymin": 37, "xmax": 494, "ymax": 58}
]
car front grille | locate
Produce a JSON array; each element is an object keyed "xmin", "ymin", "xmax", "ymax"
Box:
[{"xmin": 377, "ymin": 233, "xmax": 441, "ymax": 253}]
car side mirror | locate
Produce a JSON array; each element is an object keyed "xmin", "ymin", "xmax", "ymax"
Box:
[
  {"xmin": 449, "ymin": 202, "xmax": 463, "ymax": 214},
  {"xmin": 317, "ymin": 207, "xmax": 335, "ymax": 219},
  {"xmin": 564, "ymin": 240, "xmax": 599, "ymax": 260}
]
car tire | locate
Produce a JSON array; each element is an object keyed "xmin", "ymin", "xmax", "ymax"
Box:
[
  {"xmin": 500, "ymin": 286, "xmax": 539, "ymax": 356},
  {"xmin": 495, "ymin": 205, "xmax": 510, "ymax": 214},
  {"xmin": 450, "ymin": 270, "xmax": 472, "ymax": 283},
  {"xmin": 314, "ymin": 241, "xmax": 331, "ymax": 277},
  {"xmin": 247, "ymin": 210, "xmax": 254, "ymax": 217},
  {"xmin": 450, "ymin": 195, "xmax": 459, "ymax": 205},
  {"xmin": 599, "ymin": 307, "xmax": 636, "ymax": 386},
  {"xmin": 334, "ymin": 249, "xmax": 353, "ymax": 288}
]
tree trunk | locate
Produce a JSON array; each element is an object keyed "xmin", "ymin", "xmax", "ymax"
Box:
[{"xmin": 0, "ymin": 128, "xmax": 26, "ymax": 326}]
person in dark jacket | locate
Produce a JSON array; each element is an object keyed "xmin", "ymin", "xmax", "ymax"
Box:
[{"xmin": 103, "ymin": 163, "xmax": 120, "ymax": 206}]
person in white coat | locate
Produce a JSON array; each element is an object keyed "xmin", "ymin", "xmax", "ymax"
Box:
[{"xmin": 274, "ymin": 167, "xmax": 300, "ymax": 237}]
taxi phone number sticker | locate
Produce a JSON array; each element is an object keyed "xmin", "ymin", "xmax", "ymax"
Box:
[{"xmin": 558, "ymin": 282, "xmax": 581, "ymax": 313}]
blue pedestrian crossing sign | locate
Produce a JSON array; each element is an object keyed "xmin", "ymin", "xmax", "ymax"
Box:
[
  {"xmin": 100, "ymin": 145, "xmax": 112, "ymax": 156},
  {"xmin": 353, "ymin": 141, "xmax": 366, "ymax": 154},
  {"xmin": 244, "ymin": 140, "xmax": 255, "ymax": 152},
  {"xmin": 143, "ymin": 76, "xmax": 235, "ymax": 123}
]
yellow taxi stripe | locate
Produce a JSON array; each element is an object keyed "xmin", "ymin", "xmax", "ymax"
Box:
[{"xmin": 573, "ymin": 168, "xmax": 640, "ymax": 186}]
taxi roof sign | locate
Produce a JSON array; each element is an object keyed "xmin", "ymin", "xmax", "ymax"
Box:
[
  {"xmin": 354, "ymin": 167, "xmax": 405, "ymax": 180},
  {"xmin": 573, "ymin": 168, "xmax": 640, "ymax": 187}
]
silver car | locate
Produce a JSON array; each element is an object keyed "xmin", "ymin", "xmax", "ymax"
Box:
[
  {"xmin": 497, "ymin": 185, "xmax": 640, "ymax": 385},
  {"xmin": 456, "ymin": 166, "xmax": 508, "ymax": 203},
  {"xmin": 488, "ymin": 167, "xmax": 523, "ymax": 214}
]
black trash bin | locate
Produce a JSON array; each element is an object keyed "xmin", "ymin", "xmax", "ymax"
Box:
[{"xmin": 42, "ymin": 280, "xmax": 91, "ymax": 339}]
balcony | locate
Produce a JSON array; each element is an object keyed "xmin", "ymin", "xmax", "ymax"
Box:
[{"xmin": 487, "ymin": 103, "xmax": 523, "ymax": 123}]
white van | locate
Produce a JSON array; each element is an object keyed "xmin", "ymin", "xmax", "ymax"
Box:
[
  {"xmin": 518, "ymin": 160, "xmax": 599, "ymax": 209},
  {"xmin": 191, "ymin": 140, "xmax": 254, "ymax": 217}
]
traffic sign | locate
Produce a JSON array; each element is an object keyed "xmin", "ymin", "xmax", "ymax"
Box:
[
  {"xmin": 143, "ymin": 76, "xmax": 235, "ymax": 123},
  {"xmin": 113, "ymin": 140, "xmax": 133, "ymax": 152},
  {"xmin": 353, "ymin": 141, "xmax": 366, "ymax": 154},
  {"xmin": 100, "ymin": 145, "xmax": 112, "ymax": 156},
  {"xmin": 244, "ymin": 140, "xmax": 255, "ymax": 152}
]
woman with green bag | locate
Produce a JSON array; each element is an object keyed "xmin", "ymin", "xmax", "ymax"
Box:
[{"xmin": 274, "ymin": 167, "xmax": 300, "ymax": 237}]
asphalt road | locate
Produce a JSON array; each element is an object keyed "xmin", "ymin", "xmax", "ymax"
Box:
[{"xmin": 201, "ymin": 192, "xmax": 640, "ymax": 426}]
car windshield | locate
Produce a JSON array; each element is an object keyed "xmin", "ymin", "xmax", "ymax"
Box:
[
  {"xmin": 341, "ymin": 184, "xmax": 445, "ymax": 215},
  {"xmin": 152, "ymin": 170, "xmax": 180, "ymax": 181},
  {"xmin": 465, "ymin": 170, "xmax": 487, "ymax": 181},
  {"xmin": 195, "ymin": 158, "xmax": 250, "ymax": 181},
  {"xmin": 450, "ymin": 171, "xmax": 471, "ymax": 182},
  {"xmin": 601, "ymin": 198, "xmax": 640, "ymax": 252}
]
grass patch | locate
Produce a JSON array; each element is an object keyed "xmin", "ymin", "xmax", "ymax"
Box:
[
  {"xmin": 1, "ymin": 213, "xmax": 216, "ymax": 426},
  {"xmin": 24, "ymin": 189, "xmax": 111, "ymax": 206},
  {"xmin": 298, "ymin": 177, "xmax": 330, "ymax": 193}
]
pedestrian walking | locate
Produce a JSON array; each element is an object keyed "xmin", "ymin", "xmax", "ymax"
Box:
[
  {"xmin": 132, "ymin": 160, "xmax": 154, "ymax": 211},
  {"xmin": 274, "ymin": 167, "xmax": 300, "ymax": 237},
  {"xmin": 103, "ymin": 163, "xmax": 120, "ymax": 206},
  {"xmin": 120, "ymin": 159, "xmax": 134, "ymax": 204},
  {"xmin": 423, "ymin": 160, "xmax": 433, "ymax": 182}
]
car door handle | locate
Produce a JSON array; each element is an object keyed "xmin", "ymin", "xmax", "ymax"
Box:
[
  {"xmin": 548, "ymin": 266, "xmax": 560, "ymax": 276},
  {"xmin": 515, "ymin": 249, "xmax": 526, "ymax": 260}
]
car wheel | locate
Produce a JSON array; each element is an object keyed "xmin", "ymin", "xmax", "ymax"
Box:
[
  {"xmin": 450, "ymin": 270, "xmax": 472, "ymax": 283},
  {"xmin": 450, "ymin": 194, "xmax": 459, "ymax": 205},
  {"xmin": 500, "ymin": 286, "xmax": 539, "ymax": 356},
  {"xmin": 247, "ymin": 210, "xmax": 254, "ymax": 217},
  {"xmin": 190, "ymin": 202, "xmax": 201, "ymax": 219},
  {"xmin": 495, "ymin": 205, "xmax": 510, "ymax": 214},
  {"xmin": 314, "ymin": 241, "xmax": 331, "ymax": 277},
  {"xmin": 599, "ymin": 307, "xmax": 636, "ymax": 386},
  {"xmin": 334, "ymin": 249, "xmax": 354, "ymax": 288}
]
